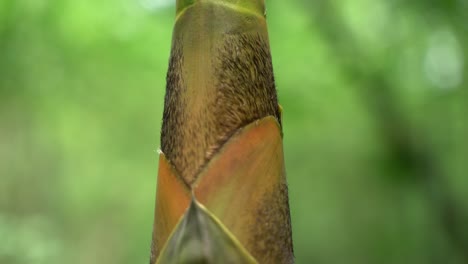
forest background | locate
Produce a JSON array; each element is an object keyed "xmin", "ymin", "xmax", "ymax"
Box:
[{"xmin": 1, "ymin": 0, "xmax": 467, "ymax": 263}]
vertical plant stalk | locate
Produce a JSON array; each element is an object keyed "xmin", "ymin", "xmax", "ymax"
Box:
[{"xmin": 150, "ymin": 0, "xmax": 293, "ymax": 263}]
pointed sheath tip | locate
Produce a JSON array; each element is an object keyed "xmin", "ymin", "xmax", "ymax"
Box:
[
  {"xmin": 156, "ymin": 198, "xmax": 258, "ymax": 263},
  {"xmin": 176, "ymin": 0, "xmax": 265, "ymax": 17}
]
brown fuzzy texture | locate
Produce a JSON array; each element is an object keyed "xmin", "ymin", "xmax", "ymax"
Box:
[
  {"xmin": 161, "ymin": 33, "xmax": 281, "ymax": 185},
  {"xmin": 250, "ymin": 180, "xmax": 294, "ymax": 263},
  {"xmin": 155, "ymin": 28, "xmax": 294, "ymax": 263}
]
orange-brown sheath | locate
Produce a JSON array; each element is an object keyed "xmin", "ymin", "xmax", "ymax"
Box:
[{"xmin": 152, "ymin": 117, "xmax": 293, "ymax": 263}]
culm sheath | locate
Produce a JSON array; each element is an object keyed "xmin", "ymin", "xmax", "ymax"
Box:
[{"xmin": 151, "ymin": 1, "xmax": 293, "ymax": 263}]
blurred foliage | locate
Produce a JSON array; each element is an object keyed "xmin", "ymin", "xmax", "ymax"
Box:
[{"xmin": 0, "ymin": 0, "xmax": 467, "ymax": 263}]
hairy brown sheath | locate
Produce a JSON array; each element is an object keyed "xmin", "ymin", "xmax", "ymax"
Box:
[
  {"xmin": 152, "ymin": 1, "xmax": 293, "ymax": 263},
  {"xmin": 161, "ymin": 9, "xmax": 280, "ymax": 185}
]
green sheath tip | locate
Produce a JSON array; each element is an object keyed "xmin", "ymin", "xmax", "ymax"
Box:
[
  {"xmin": 157, "ymin": 197, "xmax": 258, "ymax": 263},
  {"xmin": 176, "ymin": 0, "xmax": 195, "ymax": 15},
  {"xmin": 176, "ymin": 0, "xmax": 265, "ymax": 17}
]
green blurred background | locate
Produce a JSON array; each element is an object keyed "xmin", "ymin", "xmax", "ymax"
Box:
[{"xmin": 1, "ymin": 0, "xmax": 467, "ymax": 263}]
